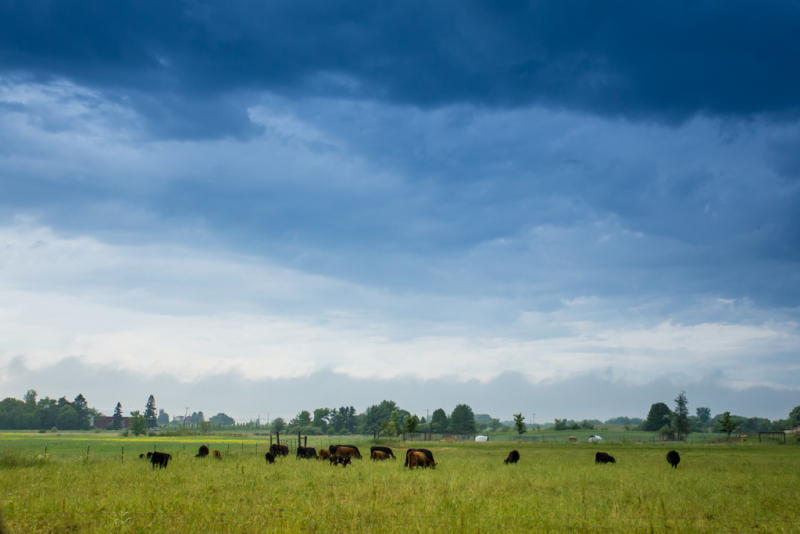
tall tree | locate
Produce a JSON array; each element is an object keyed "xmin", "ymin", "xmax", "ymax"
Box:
[
  {"xmin": 696, "ymin": 407, "xmax": 711, "ymax": 423},
  {"xmin": 73, "ymin": 394, "xmax": 90, "ymax": 429},
  {"xmin": 144, "ymin": 395, "xmax": 157, "ymax": 428},
  {"xmin": 717, "ymin": 411, "xmax": 737, "ymax": 437},
  {"xmin": 513, "ymin": 413, "xmax": 527, "ymax": 435},
  {"xmin": 272, "ymin": 417, "xmax": 286, "ymax": 433},
  {"xmin": 24, "ymin": 389, "xmax": 37, "ymax": 406},
  {"xmin": 404, "ymin": 414, "xmax": 419, "ymax": 434},
  {"xmin": 297, "ymin": 410, "xmax": 312, "ymax": 427},
  {"xmin": 112, "ymin": 402, "xmax": 123, "ymax": 430},
  {"xmin": 450, "ymin": 404, "xmax": 476, "ymax": 434},
  {"xmin": 430, "ymin": 408, "xmax": 449, "ymax": 433},
  {"xmin": 313, "ymin": 408, "xmax": 331, "ymax": 430},
  {"xmin": 673, "ymin": 391, "xmax": 690, "ymax": 440},
  {"xmin": 788, "ymin": 405, "xmax": 800, "ymax": 428},
  {"xmin": 644, "ymin": 402, "xmax": 672, "ymax": 431},
  {"xmin": 129, "ymin": 410, "xmax": 147, "ymax": 436}
]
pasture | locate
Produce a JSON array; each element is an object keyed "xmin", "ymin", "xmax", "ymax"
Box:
[{"xmin": 0, "ymin": 433, "xmax": 798, "ymax": 533}]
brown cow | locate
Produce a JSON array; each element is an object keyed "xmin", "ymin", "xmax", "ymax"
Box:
[
  {"xmin": 330, "ymin": 455, "xmax": 352, "ymax": 467},
  {"xmin": 318, "ymin": 449, "xmax": 331, "ymax": 461},
  {"xmin": 371, "ymin": 450, "xmax": 390, "ymax": 461},
  {"xmin": 408, "ymin": 451, "xmax": 435, "ymax": 469},
  {"xmin": 333, "ymin": 446, "xmax": 361, "ymax": 459},
  {"xmin": 213, "ymin": 449, "xmax": 222, "ymax": 459}
]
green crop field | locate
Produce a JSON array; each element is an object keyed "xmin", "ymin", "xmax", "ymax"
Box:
[{"xmin": 0, "ymin": 432, "xmax": 798, "ymax": 533}]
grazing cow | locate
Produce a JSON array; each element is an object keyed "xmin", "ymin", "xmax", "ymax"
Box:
[
  {"xmin": 595, "ymin": 452, "xmax": 616, "ymax": 464},
  {"xmin": 139, "ymin": 453, "xmax": 145, "ymax": 459},
  {"xmin": 330, "ymin": 445, "xmax": 362, "ymax": 459},
  {"xmin": 150, "ymin": 451, "xmax": 171, "ymax": 469},
  {"xmin": 318, "ymin": 449, "xmax": 331, "ymax": 461},
  {"xmin": 667, "ymin": 450, "xmax": 680, "ymax": 469},
  {"xmin": 370, "ymin": 446, "xmax": 395, "ymax": 459},
  {"xmin": 333, "ymin": 446, "xmax": 361, "ymax": 460},
  {"xmin": 504, "ymin": 450, "xmax": 520, "ymax": 464},
  {"xmin": 296, "ymin": 446, "xmax": 317, "ymax": 459},
  {"xmin": 371, "ymin": 450, "xmax": 390, "ymax": 461},
  {"xmin": 404, "ymin": 448, "xmax": 435, "ymax": 467},
  {"xmin": 145, "ymin": 451, "xmax": 154, "ymax": 459},
  {"xmin": 265, "ymin": 452, "xmax": 276, "ymax": 464},
  {"xmin": 213, "ymin": 449, "xmax": 222, "ymax": 460},
  {"xmin": 330, "ymin": 455, "xmax": 352, "ymax": 467},
  {"xmin": 270, "ymin": 444, "xmax": 289, "ymax": 457},
  {"xmin": 408, "ymin": 451, "xmax": 435, "ymax": 469},
  {"xmin": 196, "ymin": 445, "xmax": 210, "ymax": 458}
]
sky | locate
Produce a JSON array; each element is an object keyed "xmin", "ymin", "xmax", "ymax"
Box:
[{"xmin": 0, "ymin": 0, "xmax": 799, "ymax": 423}]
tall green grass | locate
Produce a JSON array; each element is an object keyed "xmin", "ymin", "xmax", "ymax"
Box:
[{"xmin": 0, "ymin": 433, "xmax": 798, "ymax": 533}]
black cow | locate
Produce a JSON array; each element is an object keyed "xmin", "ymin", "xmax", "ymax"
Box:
[
  {"xmin": 296, "ymin": 446, "xmax": 317, "ymax": 459},
  {"xmin": 270, "ymin": 444, "xmax": 289, "ymax": 457},
  {"xmin": 139, "ymin": 453, "xmax": 145, "ymax": 459},
  {"xmin": 196, "ymin": 445, "xmax": 210, "ymax": 458},
  {"xmin": 595, "ymin": 452, "xmax": 616, "ymax": 464},
  {"xmin": 404, "ymin": 448, "xmax": 435, "ymax": 467},
  {"xmin": 667, "ymin": 450, "xmax": 680, "ymax": 469},
  {"xmin": 504, "ymin": 450, "xmax": 520, "ymax": 464},
  {"xmin": 265, "ymin": 452, "xmax": 276, "ymax": 464},
  {"xmin": 150, "ymin": 451, "xmax": 171, "ymax": 469},
  {"xmin": 370, "ymin": 446, "xmax": 395, "ymax": 459}
]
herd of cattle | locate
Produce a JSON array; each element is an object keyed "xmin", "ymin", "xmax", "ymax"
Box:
[{"xmin": 140, "ymin": 443, "xmax": 682, "ymax": 471}]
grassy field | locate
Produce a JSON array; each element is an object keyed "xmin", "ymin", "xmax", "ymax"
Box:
[{"xmin": 0, "ymin": 432, "xmax": 798, "ymax": 533}]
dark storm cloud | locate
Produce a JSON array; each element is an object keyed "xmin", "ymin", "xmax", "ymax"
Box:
[{"xmin": 2, "ymin": 0, "xmax": 799, "ymax": 138}]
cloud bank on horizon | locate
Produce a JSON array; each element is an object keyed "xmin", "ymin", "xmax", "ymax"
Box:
[{"xmin": 0, "ymin": 0, "xmax": 799, "ymax": 419}]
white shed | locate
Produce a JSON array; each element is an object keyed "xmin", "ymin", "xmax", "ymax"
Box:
[
  {"xmin": 588, "ymin": 435, "xmax": 603, "ymax": 443},
  {"xmin": 475, "ymin": 435, "xmax": 489, "ymax": 442}
]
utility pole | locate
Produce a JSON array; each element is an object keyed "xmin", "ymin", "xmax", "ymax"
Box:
[{"xmin": 184, "ymin": 407, "xmax": 189, "ymax": 427}]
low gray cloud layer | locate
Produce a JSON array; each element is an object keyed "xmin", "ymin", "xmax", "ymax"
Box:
[{"xmin": 5, "ymin": 356, "xmax": 796, "ymax": 422}]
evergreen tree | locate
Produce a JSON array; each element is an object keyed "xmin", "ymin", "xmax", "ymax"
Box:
[
  {"xmin": 673, "ymin": 391, "xmax": 690, "ymax": 440},
  {"xmin": 644, "ymin": 402, "xmax": 672, "ymax": 431},
  {"xmin": 73, "ymin": 394, "xmax": 90, "ymax": 429},
  {"xmin": 430, "ymin": 408, "xmax": 449, "ymax": 433},
  {"xmin": 450, "ymin": 404, "xmax": 476, "ymax": 434},
  {"xmin": 112, "ymin": 402, "xmax": 123, "ymax": 430},
  {"xmin": 144, "ymin": 395, "xmax": 157, "ymax": 428},
  {"xmin": 513, "ymin": 413, "xmax": 527, "ymax": 435}
]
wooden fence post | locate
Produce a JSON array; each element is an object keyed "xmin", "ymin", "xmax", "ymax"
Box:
[{"xmin": 304, "ymin": 436, "xmax": 307, "ymax": 447}]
